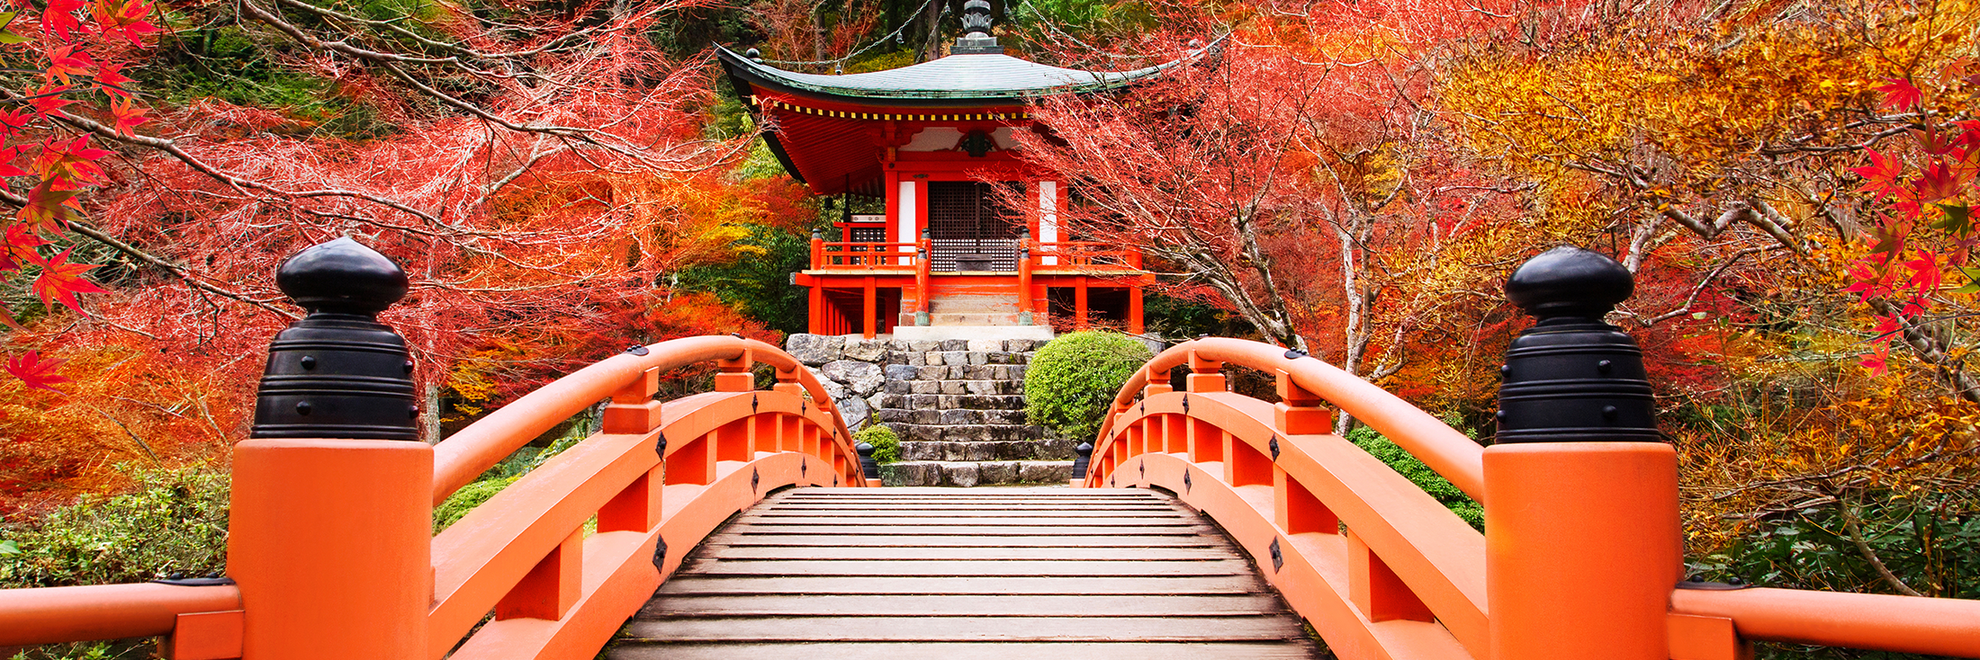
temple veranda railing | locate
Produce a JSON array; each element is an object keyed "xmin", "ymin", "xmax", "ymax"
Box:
[
  {"xmin": 1073, "ymin": 248, "xmax": 1980, "ymax": 660},
  {"xmin": 0, "ymin": 239, "xmax": 872, "ymax": 660}
]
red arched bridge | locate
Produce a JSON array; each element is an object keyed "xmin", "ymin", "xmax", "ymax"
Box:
[{"xmin": 2, "ymin": 240, "xmax": 1977, "ymax": 660}]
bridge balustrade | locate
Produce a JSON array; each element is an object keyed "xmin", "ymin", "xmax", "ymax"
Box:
[
  {"xmin": 0, "ymin": 239, "xmax": 870, "ymax": 660},
  {"xmin": 1077, "ymin": 249, "xmax": 1980, "ymax": 660}
]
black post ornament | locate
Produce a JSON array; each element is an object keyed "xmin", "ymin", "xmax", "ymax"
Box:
[
  {"xmin": 856, "ymin": 442, "xmax": 880, "ymax": 481},
  {"xmin": 251, "ymin": 237, "xmax": 419, "ymax": 441},
  {"xmin": 1071, "ymin": 442, "xmax": 1093, "ymax": 479},
  {"xmin": 1495, "ymin": 246, "xmax": 1659, "ymax": 443}
]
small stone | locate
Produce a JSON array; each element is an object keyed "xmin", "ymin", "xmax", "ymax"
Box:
[
  {"xmin": 785, "ymin": 334, "xmax": 845, "ymax": 366},
  {"xmin": 924, "ymin": 352, "xmax": 944, "ymax": 366},
  {"xmin": 917, "ymin": 366, "xmax": 948, "ymax": 380},
  {"xmin": 941, "ymin": 381, "xmax": 967, "ymax": 395},
  {"xmin": 908, "ymin": 340, "xmax": 942, "ymax": 352},
  {"xmin": 967, "ymin": 339, "xmax": 1003, "ymax": 353},
  {"xmin": 885, "ymin": 364, "xmax": 920, "ymax": 382},
  {"xmin": 965, "ymin": 380, "xmax": 999, "ymax": 395},
  {"xmin": 886, "ymin": 339, "xmax": 910, "ymax": 351},
  {"xmin": 940, "ymin": 340, "xmax": 968, "ymax": 351},
  {"xmin": 841, "ymin": 396, "xmax": 872, "ymax": 427},
  {"xmin": 942, "ymin": 463, "xmax": 980, "ymax": 487},
  {"xmin": 881, "ymin": 462, "xmax": 942, "ymax": 487},
  {"xmin": 843, "ymin": 338, "xmax": 887, "ymax": 362},
  {"xmin": 978, "ymin": 462, "xmax": 1019, "ymax": 484},
  {"xmin": 940, "ymin": 351, "xmax": 968, "ymax": 366},
  {"xmin": 967, "ymin": 352, "xmax": 990, "ymax": 365},
  {"xmin": 821, "ymin": 360, "xmax": 884, "ymax": 396},
  {"xmin": 867, "ymin": 393, "xmax": 885, "ymax": 413},
  {"xmin": 808, "ymin": 369, "xmax": 849, "ymax": 401},
  {"xmin": 904, "ymin": 394, "xmax": 939, "ymax": 410},
  {"xmin": 900, "ymin": 441, "xmax": 942, "ymax": 461},
  {"xmin": 1019, "ymin": 461, "xmax": 1073, "ymax": 483},
  {"xmin": 940, "ymin": 409, "xmax": 980, "ymax": 425},
  {"xmin": 911, "ymin": 381, "xmax": 941, "ymax": 395},
  {"xmin": 885, "ymin": 380, "xmax": 911, "ymax": 395},
  {"xmin": 906, "ymin": 352, "xmax": 926, "ymax": 366},
  {"xmin": 911, "ymin": 409, "xmax": 940, "ymax": 424}
]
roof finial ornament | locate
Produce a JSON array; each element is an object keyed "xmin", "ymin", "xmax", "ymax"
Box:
[{"xmin": 953, "ymin": 0, "xmax": 1003, "ymax": 55}]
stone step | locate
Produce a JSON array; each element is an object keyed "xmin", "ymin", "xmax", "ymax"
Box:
[
  {"xmin": 929, "ymin": 296, "xmax": 1020, "ymax": 314},
  {"xmin": 928, "ymin": 312, "xmax": 1022, "ymax": 326},
  {"xmin": 877, "ymin": 408, "xmax": 1032, "ymax": 426},
  {"xmin": 882, "ymin": 379, "xmax": 1025, "ymax": 397},
  {"xmin": 891, "ymin": 424, "xmax": 1051, "ymax": 442},
  {"xmin": 883, "ymin": 364, "xmax": 1028, "ymax": 383},
  {"xmin": 880, "ymin": 394, "xmax": 1027, "ymax": 411},
  {"xmin": 898, "ymin": 439, "xmax": 1076, "ymax": 462},
  {"xmin": 889, "ymin": 351, "xmax": 1031, "ymax": 368},
  {"xmin": 878, "ymin": 460, "xmax": 1075, "ymax": 487}
]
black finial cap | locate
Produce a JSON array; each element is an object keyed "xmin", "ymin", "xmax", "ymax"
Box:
[
  {"xmin": 1075, "ymin": 442, "xmax": 1092, "ymax": 456},
  {"xmin": 277, "ymin": 237, "xmax": 409, "ymax": 315},
  {"xmin": 1071, "ymin": 442, "xmax": 1093, "ymax": 479},
  {"xmin": 856, "ymin": 442, "xmax": 875, "ymax": 457},
  {"xmin": 1505, "ymin": 246, "xmax": 1632, "ymax": 320},
  {"xmin": 745, "ymin": 48, "xmax": 761, "ymax": 62}
]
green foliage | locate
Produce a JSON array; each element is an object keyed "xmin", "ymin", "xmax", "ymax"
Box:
[
  {"xmin": 0, "ymin": 466, "xmax": 229, "ymax": 588},
  {"xmin": 675, "ymin": 222, "xmax": 811, "ymax": 335},
  {"xmin": 1142, "ymin": 292, "xmax": 1256, "ymax": 343},
  {"xmin": 1345, "ymin": 427, "xmax": 1484, "ymax": 530},
  {"xmin": 1689, "ymin": 493, "xmax": 1977, "ymax": 659},
  {"xmin": 1024, "ymin": 331, "xmax": 1153, "ymax": 444},
  {"xmin": 433, "ymin": 475, "xmax": 519, "ymax": 534},
  {"xmin": 856, "ymin": 424, "xmax": 901, "ymax": 464}
]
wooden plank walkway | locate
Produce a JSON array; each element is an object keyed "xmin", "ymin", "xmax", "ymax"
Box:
[{"xmin": 606, "ymin": 487, "xmax": 1322, "ymax": 659}]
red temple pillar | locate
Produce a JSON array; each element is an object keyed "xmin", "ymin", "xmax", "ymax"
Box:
[
  {"xmin": 1075, "ymin": 276, "xmax": 1089, "ymax": 330},
  {"xmin": 862, "ymin": 276, "xmax": 877, "ymax": 339},
  {"xmin": 1129, "ymin": 285, "xmax": 1144, "ymax": 335}
]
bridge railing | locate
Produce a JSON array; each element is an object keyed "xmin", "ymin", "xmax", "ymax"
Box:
[
  {"xmin": 0, "ymin": 238, "xmax": 870, "ymax": 660},
  {"xmin": 1079, "ymin": 247, "xmax": 1980, "ymax": 660}
]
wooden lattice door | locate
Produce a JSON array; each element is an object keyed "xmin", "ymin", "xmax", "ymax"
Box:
[{"xmin": 927, "ymin": 181, "xmax": 1023, "ymax": 272}]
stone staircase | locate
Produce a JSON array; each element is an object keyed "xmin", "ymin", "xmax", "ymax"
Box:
[
  {"xmin": 873, "ymin": 338, "xmax": 1074, "ymax": 487},
  {"xmin": 901, "ymin": 293, "xmax": 1022, "ymax": 327}
]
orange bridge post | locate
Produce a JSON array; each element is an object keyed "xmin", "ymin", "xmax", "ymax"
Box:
[
  {"xmin": 229, "ymin": 238, "xmax": 430, "ymax": 659},
  {"xmin": 1485, "ymin": 247, "xmax": 1680, "ymax": 660}
]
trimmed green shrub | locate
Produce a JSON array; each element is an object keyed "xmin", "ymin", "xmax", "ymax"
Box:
[
  {"xmin": 856, "ymin": 425, "xmax": 901, "ymax": 464},
  {"xmin": 0, "ymin": 466, "xmax": 229, "ymax": 588},
  {"xmin": 1346, "ymin": 427, "xmax": 1483, "ymax": 529},
  {"xmin": 1024, "ymin": 331, "xmax": 1154, "ymax": 444}
]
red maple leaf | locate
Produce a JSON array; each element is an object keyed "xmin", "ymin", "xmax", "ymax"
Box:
[
  {"xmin": 16, "ymin": 181, "xmax": 78, "ymax": 230},
  {"xmin": 44, "ymin": 45, "xmax": 94, "ymax": 85},
  {"xmin": 0, "ymin": 222, "xmax": 49, "ymax": 272},
  {"xmin": 93, "ymin": 0, "xmax": 158, "ymax": 45},
  {"xmin": 6, "ymin": 351, "xmax": 69, "ymax": 393},
  {"xmin": 1904, "ymin": 249, "xmax": 1943, "ymax": 295},
  {"xmin": 93, "ymin": 62, "xmax": 133, "ymax": 99},
  {"xmin": 1853, "ymin": 149, "xmax": 1905, "ymax": 200},
  {"xmin": 1860, "ymin": 345, "xmax": 1890, "ymax": 375},
  {"xmin": 1916, "ymin": 160, "xmax": 1963, "ymax": 202},
  {"xmin": 28, "ymin": 83, "xmax": 73, "ymax": 117},
  {"xmin": 109, "ymin": 97, "xmax": 146, "ymax": 136},
  {"xmin": 31, "ymin": 247, "xmax": 104, "ymax": 314},
  {"xmin": 1879, "ymin": 78, "xmax": 1924, "ymax": 112},
  {"xmin": 41, "ymin": 0, "xmax": 85, "ymax": 39}
]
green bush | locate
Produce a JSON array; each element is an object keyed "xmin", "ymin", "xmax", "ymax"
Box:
[
  {"xmin": 0, "ymin": 466, "xmax": 229, "ymax": 588},
  {"xmin": 433, "ymin": 476, "xmax": 520, "ymax": 534},
  {"xmin": 856, "ymin": 425, "xmax": 901, "ymax": 464},
  {"xmin": 1345, "ymin": 427, "xmax": 1484, "ymax": 530},
  {"xmin": 1024, "ymin": 331, "xmax": 1154, "ymax": 444}
]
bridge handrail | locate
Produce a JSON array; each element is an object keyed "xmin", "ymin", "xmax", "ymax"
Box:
[
  {"xmin": 1671, "ymin": 587, "xmax": 1980, "ymax": 657},
  {"xmin": 1100, "ymin": 337, "xmax": 1485, "ymax": 501},
  {"xmin": 0, "ymin": 582, "xmax": 241, "ymax": 647},
  {"xmin": 432, "ymin": 335, "xmax": 848, "ymax": 504}
]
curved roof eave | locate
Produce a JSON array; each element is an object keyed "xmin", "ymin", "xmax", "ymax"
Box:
[{"xmin": 713, "ymin": 38, "xmax": 1222, "ymax": 107}]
